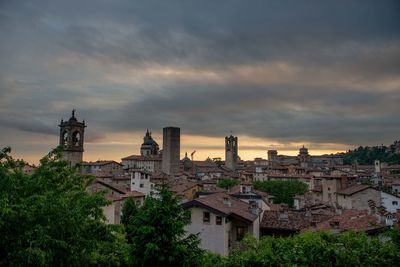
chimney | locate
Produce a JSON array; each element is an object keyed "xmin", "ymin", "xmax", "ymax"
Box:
[
  {"xmin": 249, "ymin": 202, "xmax": 259, "ymax": 215},
  {"xmin": 223, "ymin": 197, "xmax": 231, "ymax": 207}
]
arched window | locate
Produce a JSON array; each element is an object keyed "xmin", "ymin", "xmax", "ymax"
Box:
[
  {"xmin": 72, "ymin": 131, "xmax": 81, "ymax": 146},
  {"xmin": 62, "ymin": 131, "xmax": 68, "ymax": 147}
]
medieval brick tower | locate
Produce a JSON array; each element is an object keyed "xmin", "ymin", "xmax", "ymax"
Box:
[
  {"xmin": 225, "ymin": 135, "xmax": 238, "ymax": 170},
  {"xmin": 162, "ymin": 127, "xmax": 180, "ymax": 176},
  {"xmin": 59, "ymin": 110, "xmax": 86, "ymax": 167}
]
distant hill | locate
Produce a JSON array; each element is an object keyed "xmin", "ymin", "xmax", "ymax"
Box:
[{"xmin": 339, "ymin": 140, "xmax": 400, "ymax": 165}]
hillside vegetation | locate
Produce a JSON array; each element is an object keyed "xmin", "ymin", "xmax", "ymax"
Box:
[{"xmin": 340, "ymin": 140, "xmax": 400, "ymax": 165}]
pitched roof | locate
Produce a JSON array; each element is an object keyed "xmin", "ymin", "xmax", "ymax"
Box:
[
  {"xmin": 311, "ymin": 210, "xmax": 385, "ymax": 233},
  {"xmin": 261, "ymin": 210, "xmax": 332, "ymax": 231},
  {"xmin": 121, "ymin": 154, "xmax": 162, "ymax": 161},
  {"xmin": 182, "ymin": 193, "xmax": 258, "ymax": 222},
  {"xmin": 336, "ymin": 184, "xmax": 371, "ymax": 196},
  {"xmin": 96, "ymin": 180, "xmax": 126, "ymax": 194},
  {"xmin": 170, "ymin": 180, "xmax": 200, "ymax": 195},
  {"xmin": 83, "ymin": 160, "xmax": 122, "ymax": 166}
]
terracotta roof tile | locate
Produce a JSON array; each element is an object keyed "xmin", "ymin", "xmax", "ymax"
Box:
[
  {"xmin": 336, "ymin": 184, "xmax": 370, "ymax": 195},
  {"xmin": 261, "ymin": 210, "xmax": 332, "ymax": 231},
  {"xmin": 121, "ymin": 154, "xmax": 162, "ymax": 161},
  {"xmin": 182, "ymin": 193, "xmax": 258, "ymax": 222},
  {"xmin": 311, "ymin": 210, "xmax": 385, "ymax": 233}
]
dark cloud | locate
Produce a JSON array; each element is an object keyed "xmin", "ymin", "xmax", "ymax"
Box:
[
  {"xmin": 92, "ymin": 83, "xmax": 400, "ymax": 146},
  {"xmin": 0, "ymin": 0, "xmax": 399, "ymax": 155},
  {"xmin": 0, "ymin": 116, "xmax": 57, "ymax": 136}
]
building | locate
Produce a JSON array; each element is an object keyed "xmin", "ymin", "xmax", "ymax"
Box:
[
  {"xmin": 310, "ymin": 210, "xmax": 386, "ymax": 234},
  {"xmin": 121, "ymin": 155, "xmax": 162, "ymax": 173},
  {"xmin": 129, "ymin": 169, "xmax": 155, "ymax": 197},
  {"xmin": 82, "ymin": 160, "xmax": 124, "ymax": 177},
  {"xmin": 140, "ymin": 129, "xmax": 159, "ymax": 156},
  {"xmin": 380, "ymin": 191, "xmax": 400, "ymax": 213},
  {"xmin": 261, "ymin": 208, "xmax": 334, "ymax": 237},
  {"xmin": 225, "ymin": 135, "xmax": 238, "ymax": 171},
  {"xmin": 162, "ymin": 127, "xmax": 180, "ymax": 176},
  {"xmin": 59, "ymin": 110, "xmax": 86, "ymax": 167},
  {"xmin": 22, "ymin": 163, "xmax": 36, "ymax": 174},
  {"xmin": 170, "ymin": 179, "xmax": 203, "ymax": 202},
  {"xmin": 182, "ymin": 193, "xmax": 260, "ymax": 256},
  {"xmin": 87, "ymin": 180, "xmax": 145, "ymax": 224},
  {"xmin": 336, "ymin": 185, "xmax": 381, "ymax": 210}
]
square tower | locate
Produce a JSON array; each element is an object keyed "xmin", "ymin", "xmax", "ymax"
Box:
[
  {"xmin": 162, "ymin": 127, "xmax": 180, "ymax": 176},
  {"xmin": 59, "ymin": 110, "xmax": 86, "ymax": 167},
  {"xmin": 225, "ymin": 135, "xmax": 238, "ymax": 170}
]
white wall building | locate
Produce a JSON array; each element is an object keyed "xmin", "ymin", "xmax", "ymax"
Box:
[
  {"xmin": 380, "ymin": 191, "xmax": 400, "ymax": 213},
  {"xmin": 182, "ymin": 193, "xmax": 260, "ymax": 256},
  {"xmin": 130, "ymin": 170, "xmax": 155, "ymax": 197}
]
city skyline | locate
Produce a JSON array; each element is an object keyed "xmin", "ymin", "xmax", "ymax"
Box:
[{"xmin": 1, "ymin": 1, "xmax": 399, "ymax": 164}]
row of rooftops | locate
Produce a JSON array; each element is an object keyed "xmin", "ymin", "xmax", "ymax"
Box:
[{"xmin": 260, "ymin": 208, "xmax": 388, "ymax": 234}]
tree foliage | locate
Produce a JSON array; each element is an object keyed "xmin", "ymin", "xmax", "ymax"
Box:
[
  {"xmin": 0, "ymin": 147, "xmax": 128, "ymax": 266},
  {"xmin": 124, "ymin": 184, "xmax": 203, "ymax": 267},
  {"xmin": 340, "ymin": 141, "xmax": 400, "ymax": 165},
  {"xmin": 217, "ymin": 178, "xmax": 240, "ymax": 190},
  {"xmin": 253, "ymin": 180, "xmax": 308, "ymax": 206},
  {"xmin": 202, "ymin": 231, "xmax": 400, "ymax": 267},
  {"xmin": 120, "ymin": 197, "xmax": 139, "ymax": 227}
]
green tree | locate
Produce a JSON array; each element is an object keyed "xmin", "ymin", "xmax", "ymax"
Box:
[
  {"xmin": 0, "ymin": 147, "xmax": 128, "ymax": 266},
  {"xmin": 223, "ymin": 231, "xmax": 400, "ymax": 267},
  {"xmin": 120, "ymin": 197, "xmax": 139, "ymax": 227},
  {"xmin": 217, "ymin": 178, "xmax": 240, "ymax": 190},
  {"xmin": 253, "ymin": 180, "xmax": 308, "ymax": 206},
  {"xmin": 125, "ymin": 184, "xmax": 203, "ymax": 267}
]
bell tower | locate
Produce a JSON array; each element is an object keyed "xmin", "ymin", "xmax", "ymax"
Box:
[
  {"xmin": 59, "ymin": 110, "xmax": 86, "ymax": 167},
  {"xmin": 225, "ymin": 135, "xmax": 238, "ymax": 170}
]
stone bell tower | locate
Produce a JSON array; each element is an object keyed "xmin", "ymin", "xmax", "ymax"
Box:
[
  {"xmin": 225, "ymin": 135, "xmax": 238, "ymax": 170},
  {"xmin": 59, "ymin": 110, "xmax": 86, "ymax": 167}
]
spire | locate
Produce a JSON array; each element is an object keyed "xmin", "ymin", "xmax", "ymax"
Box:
[{"xmin": 72, "ymin": 109, "xmax": 76, "ymax": 118}]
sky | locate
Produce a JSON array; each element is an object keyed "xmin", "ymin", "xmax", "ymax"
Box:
[{"xmin": 1, "ymin": 0, "xmax": 399, "ymax": 164}]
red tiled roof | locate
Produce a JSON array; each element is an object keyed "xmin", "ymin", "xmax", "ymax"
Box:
[
  {"xmin": 268, "ymin": 174, "xmax": 312, "ymax": 180},
  {"xmin": 122, "ymin": 191, "xmax": 145, "ymax": 198},
  {"xmin": 261, "ymin": 210, "xmax": 332, "ymax": 231},
  {"xmin": 83, "ymin": 160, "xmax": 122, "ymax": 166},
  {"xmin": 121, "ymin": 155, "xmax": 162, "ymax": 161},
  {"xmin": 336, "ymin": 184, "xmax": 370, "ymax": 196},
  {"xmin": 182, "ymin": 193, "xmax": 258, "ymax": 222},
  {"xmin": 311, "ymin": 210, "xmax": 385, "ymax": 233},
  {"xmin": 170, "ymin": 180, "xmax": 200, "ymax": 195}
]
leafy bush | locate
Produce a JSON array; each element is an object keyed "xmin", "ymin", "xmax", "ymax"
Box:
[
  {"xmin": 224, "ymin": 231, "xmax": 400, "ymax": 267},
  {"xmin": 217, "ymin": 178, "xmax": 240, "ymax": 189},
  {"xmin": 253, "ymin": 180, "xmax": 308, "ymax": 206}
]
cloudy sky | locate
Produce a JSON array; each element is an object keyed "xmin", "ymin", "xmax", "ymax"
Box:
[{"xmin": 1, "ymin": 0, "xmax": 399, "ymax": 164}]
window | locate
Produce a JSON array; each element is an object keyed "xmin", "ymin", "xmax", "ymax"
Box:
[
  {"xmin": 393, "ymin": 201, "xmax": 398, "ymax": 205},
  {"xmin": 140, "ymin": 184, "xmax": 144, "ymax": 188},
  {"xmin": 236, "ymin": 226, "xmax": 246, "ymax": 241},
  {"xmin": 203, "ymin": 212, "xmax": 210, "ymax": 223},
  {"xmin": 216, "ymin": 216, "xmax": 222, "ymax": 225}
]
